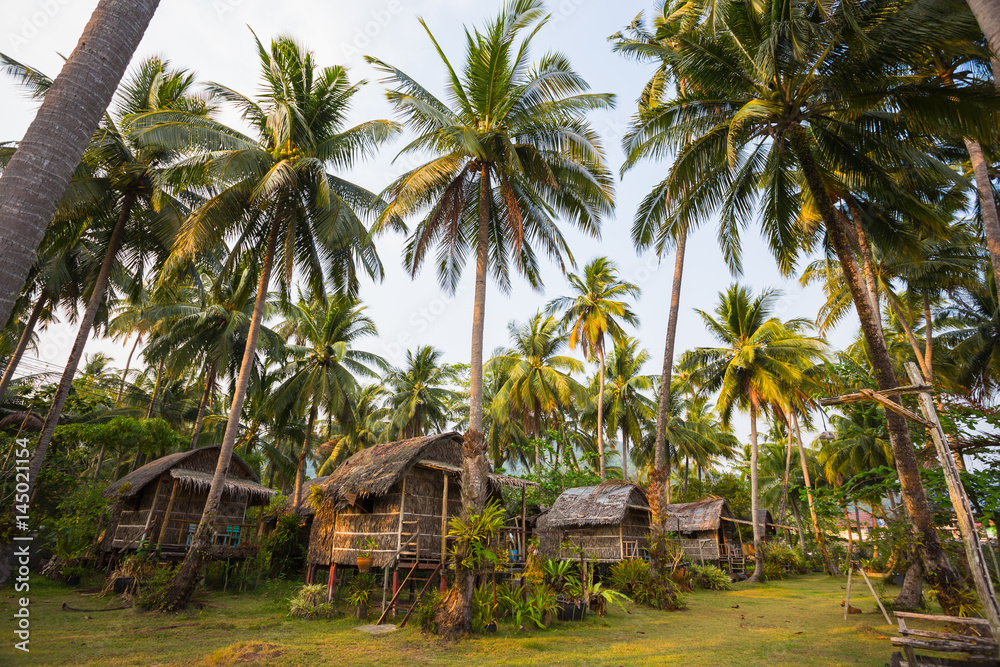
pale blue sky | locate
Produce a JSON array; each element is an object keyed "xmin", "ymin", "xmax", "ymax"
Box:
[{"xmin": 0, "ymin": 0, "xmax": 857, "ymax": 448}]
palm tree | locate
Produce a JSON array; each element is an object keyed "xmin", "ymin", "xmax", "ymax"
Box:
[
  {"xmin": 385, "ymin": 346, "xmax": 457, "ymax": 439},
  {"xmin": 317, "ymin": 384, "xmax": 389, "ymax": 475},
  {"xmin": 600, "ymin": 338, "xmax": 655, "ymax": 481},
  {"xmin": 613, "ymin": 0, "xmax": 703, "ymax": 491},
  {"xmin": 652, "ymin": 0, "xmax": 986, "ymax": 599},
  {"xmin": 937, "ymin": 268, "xmax": 1000, "ymax": 400},
  {"xmin": 12, "ymin": 56, "xmax": 207, "ymax": 503},
  {"xmin": 368, "ymin": 0, "xmax": 614, "ymax": 634},
  {"xmin": 548, "ymin": 258, "xmax": 639, "ymax": 478},
  {"xmin": 273, "ymin": 294, "xmax": 384, "ymax": 508},
  {"xmin": 0, "ymin": 0, "xmax": 161, "ymax": 332},
  {"xmin": 966, "ymin": 0, "xmax": 1000, "ymax": 90},
  {"xmin": 487, "ymin": 313, "xmax": 583, "ymax": 469},
  {"xmin": 689, "ymin": 285, "xmax": 825, "ymax": 582},
  {"xmin": 135, "ymin": 35, "xmax": 397, "ymax": 609}
]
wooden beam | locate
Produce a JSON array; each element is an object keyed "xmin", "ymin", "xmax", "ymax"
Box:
[
  {"xmin": 857, "ymin": 388, "xmax": 936, "ymax": 429},
  {"xmin": 817, "ymin": 383, "xmax": 932, "ymax": 406},
  {"xmin": 156, "ymin": 479, "xmax": 180, "ymax": 545},
  {"xmin": 903, "ymin": 362, "xmax": 1000, "ymax": 652}
]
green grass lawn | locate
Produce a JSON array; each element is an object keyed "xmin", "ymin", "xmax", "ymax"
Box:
[{"xmin": 2, "ymin": 573, "xmax": 905, "ymax": 666}]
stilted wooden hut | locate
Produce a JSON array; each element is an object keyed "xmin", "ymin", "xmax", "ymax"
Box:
[
  {"xmin": 536, "ymin": 483, "xmax": 651, "ymax": 562},
  {"xmin": 305, "ymin": 432, "xmax": 536, "ymax": 580},
  {"xmin": 100, "ymin": 446, "xmax": 276, "ymax": 560},
  {"xmin": 662, "ymin": 497, "xmax": 739, "ymax": 565}
]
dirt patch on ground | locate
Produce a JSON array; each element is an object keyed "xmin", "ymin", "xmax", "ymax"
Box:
[{"xmin": 202, "ymin": 641, "xmax": 285, "ymax": 664}]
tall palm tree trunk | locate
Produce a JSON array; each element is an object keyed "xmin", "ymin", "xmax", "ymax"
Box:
[
  {"xmin": 654, "ymin": 229, "xmax": 687, "ymax": 473},
  {"xmin": 966, "ymin": 0, "xmax": 1000, "ymax": 90},
  {"xmin": 888, "ymin": 297, "xmax": 931, "ymax": 381},
  {"xmin": 189, "ymin": 364, "xmax": 216, "ymax": 450},
  {"xmin": 0, "ymin": 291, "xmax": 46, "ymax": 400},
  {"xmin": 597, "ymin": 340, "xmax": 607, "ymax": 479},
  {"xmin": 790, "ymin": 499, "xmax": 808, "ymax": 554},
  {"xmin": 777, "ymin": 413, "xmax": 794, "ymax": 527},
  {"xmin": 0, "ymin": 0, "xmax": 160, "ymax": 331},
  {"xmin": 164, "ymin": 219, "xmax": 281, "ymax": 610},
  {"xmin": 622, "ymin": 428, "xmax": 629, "ymax": 481},
  {"xmin": 437, "ymin": 164, "xmax": 492, "ymax": 638},
  {"xmin": 292, "ymin": 404, "xmax": 318, "ymax": 508},
  {"xmin": 145, "ymin": 358, "xmax": 165, "ymax": 419},
  {"xmin": 793, "ymin": 412, "xmax": 838, "ymax": 575},
  {"xmin": 25, "ymin": 188, "xmax": 135, "ymax": 503},
  {"xmin": 116, "ymin": 334, "xmax": 141, "ymax": 405},
  {"xmin": 790, "ymin": 128, "xmax": 958, "ymax": 599},
  {"xmin": 964, "ymin": 138, "xmax": 1000, "ymax": 292},
  {"xmin": 748, "ymin": 399, "xmax": 764, "ymax": 583}
]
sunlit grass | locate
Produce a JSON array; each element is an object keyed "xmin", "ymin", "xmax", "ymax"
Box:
[{"xmin": 0, "ymin": 573, "xmax": 904, "ymax": 666}]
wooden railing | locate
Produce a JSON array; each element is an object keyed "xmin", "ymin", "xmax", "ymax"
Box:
[{"xmin": 165, "ymin": 520, "xmax": 258, "ymax": 548}]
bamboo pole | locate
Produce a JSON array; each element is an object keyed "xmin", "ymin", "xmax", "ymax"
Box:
[
  {"xmin": 858, "ymin": 566, "xmax": 892, "ymax": 625},
  {"xmin": 844, "ymin": 566, "xmax": 852, "ymax": 620},
  {"xmin": 904, "ymin": 362, "xmax": 1000, "ymax": 649},
  {"xmin": 440, "ymin": 473, "xmax": 449, "ymax": 564}
]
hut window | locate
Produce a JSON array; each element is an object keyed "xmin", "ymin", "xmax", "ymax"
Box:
[{"xmin": 349, "ymin": 494, "xmax": 376, "ymax": 514}]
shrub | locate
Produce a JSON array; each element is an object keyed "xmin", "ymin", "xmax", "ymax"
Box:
[
  {"xmin": 416, "ymin": 589, "xmax": 443, "ymax": 633},
  {"xmin": 136, "ymin": 566, "xmax": 176, "ymax": 611},
  {"xmin": 608, "ymin": 559, "xmax": 683, "ymax": 610},
  {"xmin": 288, "ymin": 584, "xmax": 335, "ymax": 619},
  {"xmin": 690, "ymin": 564, "xmax": 732, "ymax": 591}
]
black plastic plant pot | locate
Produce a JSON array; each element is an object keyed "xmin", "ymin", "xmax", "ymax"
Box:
[
  {"xmin": 486, "ymin": 621, "xmax": 498, "ymax": 634},
  {"xmin": 113, "ymin": 576, "xmax": 136, "ymax": 594},
  {"xmin": 64, "ymin": 575, "xmax": 81, "ymax": 586},
  {"xmin": 558, "ymin": 600, "xmax": 586, "ymax": 621}
]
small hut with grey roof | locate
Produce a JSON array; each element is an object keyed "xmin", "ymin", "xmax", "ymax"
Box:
[
  {"xmin": 100, "ymin": 445, "xmax": 276, "ymax": 560},
  {"xmin": 662, "ymin": 497, "xmax": 739, "ymax": 564},
  {"xmin": 305, "ymin": 432, "xmax": 536, "ymax": 580},
  {"xmin": 536, "ymin": 483, "xmax": 651, "ymax": 562}
]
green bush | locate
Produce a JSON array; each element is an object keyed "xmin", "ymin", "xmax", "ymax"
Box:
[
  {"xmin": 690, "ymin": 564, "xmax": 732, "ymax": 591},
  {"xmin": 287, "ymin": 584, "xmax": 335, "ymax": 619},
  {"xmin": 136, "ymin": 566, "xmax": 176, "ymax": 611},
  {"xmin": 608, "ymin": 559, "xmax": 683, "ymax": 610},
  {"xmin": 416, "ymin": 589, "xmax": 443, "ymax": 633}
]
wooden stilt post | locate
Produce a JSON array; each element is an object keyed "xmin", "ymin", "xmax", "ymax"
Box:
[
  {"xmin": 844, "ymin": 565, "xmax": 852, "ymax": 621},
  {"xmin": 904, "ymin": 362, "xmax": 1000, "ymax": 648},
  {"xmin": 326, "ymin": 563, "xmax": 337, "ymax": 602},
  {"xmin": 520, "ymin": 486, "xmax": 527, "ymax": 559}
]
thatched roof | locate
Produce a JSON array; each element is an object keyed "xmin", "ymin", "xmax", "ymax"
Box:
[
  {"xmin": 538, "ymin": 483, "xmax": 649, "ymax": 529},
  {"xmin": 169, "ymin": 468, "xmax": 276, "ymax": 502},
  {"xmin": 663, "ymin": 497, "xmax": 733, "ymax": 532},
  {"xmin": 316, "ymin": 433, "xmax": 537, "ymax": 510},
  {"xmin": 102, "ymin": 446, "xmax": 265, "ymax": 500},
  {"xmin": 317, "ymin": 433, "xmax": 465, "ymax": 508},
  {"xmin": 288, "ymin": 476, "xmax": 330, "ymax": 517},
  {"xmin": 0, "ymin": 411, "xmax": 43, "ymax": 432}
]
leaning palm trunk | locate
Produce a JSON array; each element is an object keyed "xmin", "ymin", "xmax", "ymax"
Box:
[
  {"xmin": 0, "ymin": 0, "xmax": 160, "ymax": 331},
  {"xmin": 188, "ymin": 364, "xmax": 216, "ymax": 450},
  {"xmin": 292, "ymin": 404, "xmax": 318, "ymax": 508},
  {"xmin": 792, "ymin": 412, "xmax": 839, "ymax": 575},
  {"xmin": 964, "ymin": 137, "xmax": 1000, "ymax": 292},
  {"xmin": 0, "ymin": 291, "xmax": 46, "ymax": 400},
  {"xmin": 965, "ymin": 0, "xmax": 1000, "ymax": 90},
  {"xmin": 597, "ymin": 341, "xmax": 607, "ymax": 479},
  {"xmin": 163, "ymin": 220, "xmax": 281, "ymax": 610},
  {"xmin": 25, "ymin": 188, "xmax": 136, "ymax": 503},
  {"xmin": 747, "ymin": 400, "xmax": 764, "ymax": 583},
  {"xmin": 437, "ymin": 166, "xmax": 492, "ymax": 638},
  {"xmin": 145, "ymin": 358, "xmax": 165, "ymax": 419},
  {"xmin": 116, "ymin": 334, "xmax": 141, "ymax": 405},
  {"xmin": 777, "ymin": 416, "xmax": 794, "ymax": 527},
  {"xmin": 790, "ymin": 128, "xmax": 960, "ymax": 604}
]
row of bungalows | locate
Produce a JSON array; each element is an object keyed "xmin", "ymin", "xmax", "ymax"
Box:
[
  {"xmin": 304, "ymin": 432, "xmax": 537, "ymax": 586},
  {"xmin": 99, "ymin": 446, "xmax": 277, "ymax": 562}
]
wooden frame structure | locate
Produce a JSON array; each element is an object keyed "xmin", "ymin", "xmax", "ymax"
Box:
[
  {"xmin": 536, "ymin": 484, "xmax": 651, "ymax": 562},
  {"xmin": 820, "ymin": 362, "xmax": 1000, "ymax": 649}
]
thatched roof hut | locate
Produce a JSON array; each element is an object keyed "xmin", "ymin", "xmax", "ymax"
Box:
[
  {"xmin": 306, "ymin": 432, "xmax": 536, "ymax": 571},
  {"xmin": 100, "ymin": 446, "xmax": 275, "ymax": 559},
  {"xmin": 536, "ymin": 483, "xmax": 651, "ymax": 562},
  {"xmin": 662, "ymin": 497, "xmax": 739, "ymax": 564}
]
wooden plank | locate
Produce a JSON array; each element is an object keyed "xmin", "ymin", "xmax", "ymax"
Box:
[
  {"xmin": 891, "ymin": 636, "xmax": 996, "ymax": 654},
  {"xmin": 440, "ymin": 472, "xmax": 449, "ymax": 565},
  {"xmin": 156, "ymin": 479, "xmax": 180, "ymax": 546},
  {"xmin": 858, "ymin": 388, "xmax": 936, "ymax": 429},
  {"xmin": 818, "ymin": 383, "xmax": 933, "ymax": 406},
  {"xmin": 844, "ymin": 566, "xmax": 852, "ymax": 621},
  {"xmin": 858, "ymin": 566, "xmax": 893, "ymax": 625},
  {"xmin": 904, "ymin": 362, "xmax": 1000, "ymax": 651},
  {"xmin": 894, "ymin": 612, "xmax": 992, "ymax": 627},
  {"xmin": 901, "ymin": 628, "xmax": 998, "ymax": 647}
]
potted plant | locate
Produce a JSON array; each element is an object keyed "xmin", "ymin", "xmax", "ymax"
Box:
[
  {"xmin": 61, "ymin": 563, "xmax": 87, "ymax": 587},
  {"xmin": 355, "ymin": 536, "xmax": 377, "ymax": 572},
  {"xmin": 347, "ymin": 572, "xmax": 376, "ymax": 619},
  {"xmin": 558, "ymin": 579, "xmax": 587, "ymax": 621}
]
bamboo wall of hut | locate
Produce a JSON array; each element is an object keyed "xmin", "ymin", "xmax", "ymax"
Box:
[
  {"xmin": 100, "ymin": 446, "xmax": 275, "ymax": 556},
  {"xmin": 663, "ymin": 497, "xmax": 738, "ymax": 564},
  {"xmin": 537, "ymin": 484, "xmax": 651, "ymax": 562}
]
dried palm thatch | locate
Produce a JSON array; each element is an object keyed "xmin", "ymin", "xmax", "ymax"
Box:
[
  {"xmin": 539, "ymin": 483, "xmax": 649, "ymax": 529},
  {"xmin": 101, "ymin": 446, "xmax": 272, "ymax": 502},
  {"xmin": 662, "ymin": 497, "xmax": 732, "ymax": 532}
]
